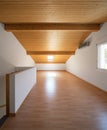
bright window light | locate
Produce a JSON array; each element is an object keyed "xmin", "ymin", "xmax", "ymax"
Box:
[
  {"xmin": 98, "ymin": 43, "xmax": 107, "ymax": 70},
  {"xmin": 47, "ymin": 55, "xmax": 54, "ymax": 61}
]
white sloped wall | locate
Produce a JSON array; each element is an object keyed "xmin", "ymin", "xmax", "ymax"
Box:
[
  {"xmin": 66, "ymin": 23, "xmax": 107, "ymax": 92},
  {"xmin": 0, "ymin": 23, "xmax": 35, "ymax": 119}
]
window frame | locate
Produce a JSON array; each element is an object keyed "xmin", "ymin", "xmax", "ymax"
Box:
[{"xmin": 97, "ymin": 42, "xmax": 107, "ymax": 71}]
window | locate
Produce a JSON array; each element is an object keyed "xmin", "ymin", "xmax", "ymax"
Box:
[
  {"xmin": 47, "ymin": 55, "xmax": 54, "ymax": 62},
  {"xmin": 98, "ymin": 43, "xmax": 107, "ymax": 70}
]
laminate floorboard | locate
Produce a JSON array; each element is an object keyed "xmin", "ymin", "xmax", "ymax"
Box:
[{"xmin": 1, "ymin": 71, "xmax": 107, "ymax": 130}]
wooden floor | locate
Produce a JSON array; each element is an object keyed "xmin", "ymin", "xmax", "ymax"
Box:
[{"xmin": 1, "ymin": 71, "xmax": 107, "ymax": 130}]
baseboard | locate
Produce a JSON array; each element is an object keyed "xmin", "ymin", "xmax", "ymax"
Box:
[
  {"xmin": 66, "ymin": 70, "xmax": 107, "ymax": 94},
  {"xmin": 9, "ymin": 113, "xmax": 16, "ymax": 117}
]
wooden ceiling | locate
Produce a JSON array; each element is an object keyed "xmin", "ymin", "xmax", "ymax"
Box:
[{"xmin": 0, "ymin": 0, "xmax": 107, "ymax": 63}]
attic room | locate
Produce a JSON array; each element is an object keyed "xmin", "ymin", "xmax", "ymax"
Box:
[{"xmin": 0, "ymin": 0, "xmax": 107, "ymax": 129}]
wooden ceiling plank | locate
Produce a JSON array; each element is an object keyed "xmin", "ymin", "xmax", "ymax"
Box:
[
  {"xmin": 27, "ymin": 51, "xmax": 75, "ymax": 55},
  {"xmin": 5, "ymin": 23, "xmax": 100, "ymax": 32},
  {"xmin": 31, "ymin": 54, "xmax": 71, "ymax": 63}
]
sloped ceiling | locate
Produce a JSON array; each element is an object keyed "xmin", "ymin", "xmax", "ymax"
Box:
[{"xmin": 0, "ymin": 0, "xmax": 107, "ymax": 63}]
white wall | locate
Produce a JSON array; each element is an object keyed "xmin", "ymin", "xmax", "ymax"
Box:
[
  {"xmin": 0, "ymin": 76, "xmax": 6, "ymax": 118},
  {"xmin": 66, "ymin": 23, "xmax": 107, "ymax": 92},
  {"xmin": 0, "ymin": 23, "xmax": 35, "ymax": 119},
  {"xmin": 15, "ymin": 67, "xmax": 33, "ymax": 72},
  {"xmin": 0, "ymin": 23, "xmax": 35, "ymax": 75},
  {"xmin": 10, "ymin": 67, "xmax": 36, "ymax": 113},
  {"xmin": 36, "ymin": 64, "xmax": 65, "ymax": 70}
]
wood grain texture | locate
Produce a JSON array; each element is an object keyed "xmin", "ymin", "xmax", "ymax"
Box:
[
  {"xmin": 0, "ymin": 0, "xmax": 105, "ymax": 63},
  {"xmin": 0, "ymin": 0, "xmax": 107, "ymax": 23},
  {"xmin": 2, "ymin": 71, "xmax": 107, "ymax": 130},
  {"xmin": 13, "ymin": 31, "xmax": 90, "ymax": 51},
  {"xmin": 27, "ymin": 51, "xmax": 75, "ymax": 55},
  {"xmin": 13, "ymin": 31, "xmax": 91, "ymax": 63},
  {"xmin": 5, "ymin": 23, "xmax": 100, "ymax": 31},
  {"xmin": 31, "ymin": 55, "xmax": 71, "ymax": 63}
]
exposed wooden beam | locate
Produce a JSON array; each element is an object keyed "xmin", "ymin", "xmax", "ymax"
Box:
[
  {"xmin": 27, "ymin": 51, "xmax": 75, "ymax": 55},
  {"xmin": 35, "ymin": 62, "xmax": 66, "ymax": 64},
  {"xmin": 5, "ymin": 23, "xmax": 100, "ymax": 32}
]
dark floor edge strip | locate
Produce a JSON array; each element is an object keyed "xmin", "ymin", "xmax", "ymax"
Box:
[{"xmin": 0, "ymin": 115, "xmax": 8, "ymax": 127}]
